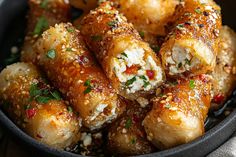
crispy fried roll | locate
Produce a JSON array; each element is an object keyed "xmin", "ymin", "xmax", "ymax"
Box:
[
  {"xmin": 110, "ymin": 0, "xmax": 180, "ymax": 36},
  {"xmin": 143, "ymin": 75, "xmax": 212, "ymax": 149},
  {"xmin": 107, "ymin": 101, "xmax": 154, "ymax": 155},
  {"xmin": 211, "ymin": 26, "xmax": 236, "ymax": 105},
  {"xmin": 160, "ymin": 0, "xmax": 222, "ymax": 77},
  {"xmin": 21, "ymin": 0, "xmax": 70, "ymax": 63},
  {"xmin": 35, "ymin": 23, "xmax": 124, "ymax": 130},
  {"xmin": 80, "ymin": 2, "xmax": 165, "ymax": 100},
  {"xmin": 0, "ymin": 63, "xmax": 81, "ymax": 149}
]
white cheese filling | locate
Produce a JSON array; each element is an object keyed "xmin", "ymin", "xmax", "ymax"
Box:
[
  {"xmin": 166, "ymin": 44, "xmax": 201, "ymax": 75},
  {"xmin": 112, "ymin": 47, "xmax": 163, "ymax": 94}
]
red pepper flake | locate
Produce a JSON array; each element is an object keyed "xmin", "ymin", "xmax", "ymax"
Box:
[
  {"xmin": 132, "ymin": 114, "xmax": 140, "ymax": 123},
  {"xmin": 146, "ymin": 70, "xmax": 155, "ymax": 80},
  {"xmin": 77, "ymin": 55, "xmax": 88, "ymax": 65},
  {"xmin": 199, "ymin": 74, "xmax": 208, "ymax": 83},
  {"xmin": 213, "ymin": 94, "xmax": 225, "ymax": 104},
  {"xmin": 36, "ymin": 134, "xmax": 42, "ymax": 139},
  {"xmin": 26, "ymin": 108, "xmax": 36, "ymax": 119},
  {"xmin": 125, "ymin": 65, "xmax": 139, "ymax": 75}
]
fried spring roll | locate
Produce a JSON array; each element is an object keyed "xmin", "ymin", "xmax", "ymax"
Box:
[
  {"xmin": 211, "ymin": 26, "xmax": 236, "ymax": 105},
  {"xmin": 143, "ymin": 75, "xmax": 212, "ymax": 149},
  {"xmin": 80, "ymin": 2, "xmax": 165, "ymax": 100},
  {"xmin": 110, "ymin": 0, "xmax": 180, "ymax": 36},
  {"xmin": 35, "ymin": 23, "xmax": 124, "ymax": 130},
  {"xmin": 0, "ymin": 63, "xmax": 81, "ymax": 149},
  {"xmin": 21, "ymin": 0, "xmax": 70, "ymax": 63},
  {"xmin": 160, "ymin": 0, "xmax": 222, "ymax": 77},
  {"xmin": 107, "ymin": 101, "xmax": 154, "ymax": 155}
]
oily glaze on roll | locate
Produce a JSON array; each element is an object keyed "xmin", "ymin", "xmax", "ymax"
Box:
[
  {"xmin": 35, "ymin": 23, "xmax": 124, "ymax": 130},
  {"xmin": 21, "ymin": 0, "xmax": 70, "ymax": 63},
  {"xmin": 80, "ymin": 2, "xmax": 165, "ymax": 100},
  {"xmin": 160, "ymin": 0, "xmax": 222, "ymax": 77},
  {"xmin": 143, "ymin": 75, "xmax": 212, "ymax": 149},
  {"xmin": 211, "ymin": 26, "xmax": 236, "ymax": 105},
  {"xmin": 0, "ymin": 63, "xmax": 81, "ymax": 149},
  {"xmin": 107, "ymin": 101, "xmax": 154, "ymax": 156}
]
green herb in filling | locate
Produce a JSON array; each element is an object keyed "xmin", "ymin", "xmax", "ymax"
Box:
[
  {"xmin": 121, "ymin": 52, "xmax": 128, "ymax": 58},
  {"xmin": 125, "ymin": 77, "xmax": 136, "ymax": 86}
]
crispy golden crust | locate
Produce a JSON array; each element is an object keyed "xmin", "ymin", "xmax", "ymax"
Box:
[
  {"xmin": 35, "ymin": 23, "xmax": 124, "ymax": 130},
  {"xmin": 143, "ymin": 75, "xmax": 212, "ymax": 149},
  {"xmin": 21, "ymin": 0, "xmax": 70, "ymax": 63},
  {"xmin": 160, "ymin": 0, "xmax": 222, "ymax": 77},
  {"xmin": 0, "ymin": 63, "xmax": 80, "ymax": 149},
  {"xmin": 107, "ymin": 100, "xmax": 154, "ymax": 155},
  {"xmin": 80, "ymin": 2, "xmax": 165, "ymax": 99},
  {"xmin": 211, "ymin": 26, "xmax": 236, "ymax": 105}
]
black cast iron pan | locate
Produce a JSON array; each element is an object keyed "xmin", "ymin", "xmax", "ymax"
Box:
[{"xmin": 0, "ymin": 0, "xmax": 236, "ymax": 156}]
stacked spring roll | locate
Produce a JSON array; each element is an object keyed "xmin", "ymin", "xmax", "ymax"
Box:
[
  {"xmin": 160, "ymin": 0, "xmax": 222, "ymax": 77},
  {"xmin": 80, "ymin": 2, "xmax": 165, "ymax": 100},
  {"xmin": 107, "ymin": 101, "xmax": 154, "ymax": 155},
  {"xmin": 21, "ymin": 0, "xmax": 70, "ymax": 63},
  {"xmin": 211, "ymin": 26, "xmax": 236, "ymax": 105},
  {"xmin": 0, "ymin": 63, "xmax": 81, "ymax": 149},
  {"xmin": 143, "ymin": 75, "xmax": 212, "ymax": 149},
  {"xmin": 34, "ymin": 23, "xmax": 124, "ymax": 130}
]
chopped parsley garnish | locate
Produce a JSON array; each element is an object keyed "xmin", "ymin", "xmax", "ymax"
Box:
[
  {"xmin": 125, "ymin": 118, "xmax": 132, "ymax": 129},
  {"xmin": 67, "ymin": 106, "xmax": 73, "ymax": 113},
  {"xmin": 24, "ymin": 104, "xmax": 31, "ymax": 110},
  {"xmin": 91, "ymin": 35, "xmax": 102, "ymax": 41},
  {"xmin": 195, "ymin": 8, "xmax": 202, "ymax": 14},
  {"xmin": 176, "ymin": 24, "xmax": 185, "ymax": 30},
  {"xmin": 29, "ymin": 83, "xmax": 62, "ymax": 104},
  {"xmin": 125, "ymin": 77, "xmax": 136, "ymax": 86},
  {"xmin": 121, "ymin": 52, "xmax": 128, "ymax": 58},
  {"xmin": 84, "ymin": 79, "xmax": 93, "ymax": 94},
  {"xmin": 47, "ymin": 49, "xmax": 56, "ymax": 59},
  {"xmin": 67, "ymin": 27, "xmax": 75, "ymax": 33},
  {"xmin": 51, "ymin": 91, "xmax": 62, "ymax": 100},
  {"xmin": 139, "ymin": 31, "xmax": 145, "ymax": 38},
  {"xmin": 40, "ymin": 0, "xmax": 48, "ymax": 9},
  {"xmin": 164, "ymin": 104, "xmax": 171, "ymax": 109},
  {"xmin": 33, "ymin": 16, "xmax": 48, "ymax": 35},
  {"xmin": 107, "ymin": 20, "xmax": 118, "ymax": 28},
  {"xmin": 189, "ymin": 80, "xmax": 195, "ymax": 89},
  {"xmin": 131, "ymin": 138, "xmax": 137, "ymax": 144},
  {"xmin": 84, "ymin": 79, "xmax": 91, "ymax": 86}
]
